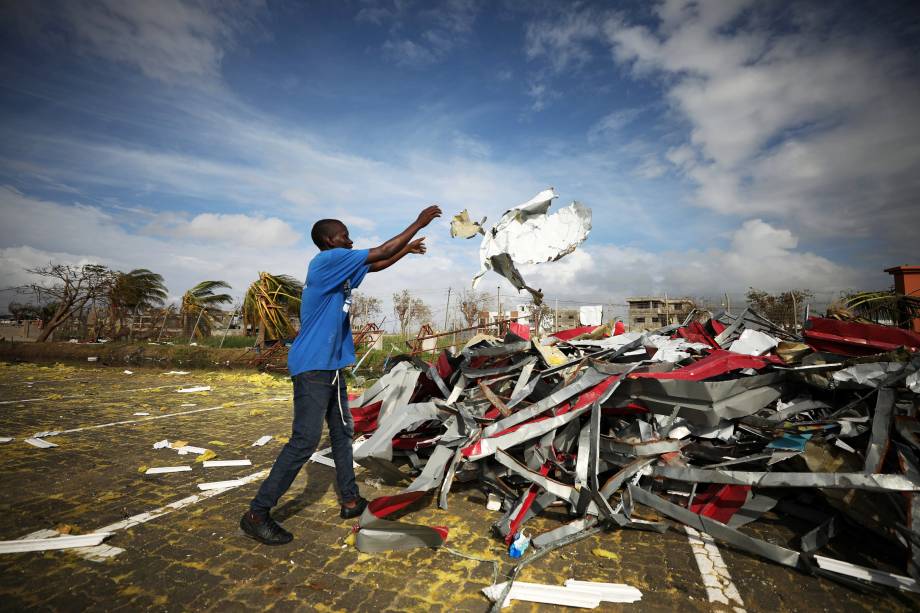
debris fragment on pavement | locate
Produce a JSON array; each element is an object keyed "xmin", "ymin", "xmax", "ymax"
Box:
[{"xmin": 467, "ymin": 188, "xmax": 592, "ymax": 304}]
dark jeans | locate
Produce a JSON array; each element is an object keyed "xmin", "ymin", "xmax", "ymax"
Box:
[{"xmin": 250, "ymin": 369, "xmax": 359, "ymax": 515}]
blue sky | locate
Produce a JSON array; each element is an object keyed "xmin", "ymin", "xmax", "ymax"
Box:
[{"xmin": 1, "ymin": 0, "xmax": 919, "ymax": 319}]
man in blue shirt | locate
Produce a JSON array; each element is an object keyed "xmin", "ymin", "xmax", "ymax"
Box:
[{"xmin": 240, "ymin": 205, "xmax": 441, "ymax": 545}]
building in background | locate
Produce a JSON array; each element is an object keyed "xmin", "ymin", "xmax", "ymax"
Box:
[{"xmin": 627, "ymin": 296, "xmax": 695, "ymax": 331}]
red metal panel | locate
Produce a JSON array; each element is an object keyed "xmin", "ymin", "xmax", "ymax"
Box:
[
  {"xmin": 552, "ymin": 325, "xmax": 601, "ymax": 341},
  {"xmin": 509, "ymin": 322, "xmax": 531, "ymax": 340},
  {"xmin": 690, "ymin": 484, "xmax": 751, "ymax": 523},
  {"xmin": 804, "ymin": 316, "xmax": 920, "ymax": 356},
  {"xmin": 630, "ymin": 349, "xmax": 781, "ymax": 381}
]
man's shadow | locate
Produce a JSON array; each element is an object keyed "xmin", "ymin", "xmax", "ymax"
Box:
[{"xmin": 272, "ymin": 460, "xmax": 336, "ymax": 521}]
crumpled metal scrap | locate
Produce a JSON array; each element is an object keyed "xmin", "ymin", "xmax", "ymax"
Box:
[{"xmin": 344, "ymin": 310, "xmax": 920, "ymax": 596}]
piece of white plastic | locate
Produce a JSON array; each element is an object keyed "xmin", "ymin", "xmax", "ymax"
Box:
[
  {"xmin": 251, "ymin": 435, "xmax": 272, "ymax": 447},
  {"xmin": 814, "ymin": 555, "xmax": 920, "ymax": 593},
  {"xmin": 728, "ymin": 329, "xmax": 779, "ymax": 356},
  {"xmin": 0, "ymin": 533, "xmax": 113, "ymax": 554},
  {"xmin": 25, "ymin": 437, "xmax": 58, "ymax": 448},
  {"xmin": 197, "ymin": 480, "xmax": 245, "ymax": 491},
  {"xmin": 145, "ymin": 466, "xmax": 192, "ymax": 475},
  {"xmin": 202, "ymin": 459, "xmax": 252, "ymax": 468},
  {"xmin": 174, "ymin": 445, "xmax": 208, "ymax": 455},
  {"xmin": 177, "ymin": 386, "xmax": 211, "ymax": 393}
]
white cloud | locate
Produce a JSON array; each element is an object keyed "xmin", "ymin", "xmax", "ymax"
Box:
[
  {"xmin": 364, "ymin": 0, "xmax": 481, "ymax": 68},
  {"xmin": 519, "ymin": 218, "xmax": 863, "ymax": 302},
  {"xmin": 587, "ymin": 108, "xmax": 642, "ymax": 141},
  {"xmin": 0, "ymin": 245, "xmax": 104, "ymax": 293},
  {"xmin": 525, "ymin": 7, "xmax": 603, "ymax": 72},
  {"xmin": 383, "ymin": 38, "xmax": 438, "ymax": 67},
  {"xmin": 177, "ymin": 213, "xmax": 301, "ymax": 247},
  {"xmin": 601, "ymin": 1, "xmax": 920, "ymax": 250},
  {"xmin": 12, "ymin": 0, "xmax": 266, "ymax": 86}
]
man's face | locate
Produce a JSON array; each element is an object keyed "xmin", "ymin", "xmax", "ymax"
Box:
[{"xmin": 327, "ymin": 222, "xmax": 353, "ymax": 249}]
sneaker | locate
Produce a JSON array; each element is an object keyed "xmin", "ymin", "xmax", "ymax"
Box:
[
  {"xmin": 240, "ymin": 511, "xmax": 293, "ymax": 545},
  {"xmin": 340, "ymin": 497, "xmax": 368, "ymax": 519}
]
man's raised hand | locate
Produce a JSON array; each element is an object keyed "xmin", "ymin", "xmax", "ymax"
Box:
[
  {"xmin": 415, "ymin": 205, "xmax": 442, "ymax": 228},
  {"xmin": 408, "ymin": 237, "xmax": 427, "ymax": 255}
]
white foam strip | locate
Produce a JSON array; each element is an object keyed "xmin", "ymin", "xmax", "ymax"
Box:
[
  {"xmin": 202, "ymin": 459, "xmax": 252, "ymax": 468},
  {"xmin": 0, "ymin": 533, "xmax": 113, "ymax": 554},
  {"xmin": 174, "ymin": 445, "xmax": 208, "ymax": 455},
  {"xmin": 95, "ymin": 469, "xmax": 268, "ymax": 533},
  {"xmin": 197, "ymin": 480, "xmax": 245, "ymax": 491},
  {"xmin": 814, "ymin": 555, "xmax": 920, "ymax": 593},
  {"xmin": 16, "ymin": 469, "xmax": 269, "ymax": 561},
  {"xmin": 251, "ymin": 435, "xmax": 272, "ymax": 447},
  {"xmin": 24, "ymin": 437, "xmax": 58, "ymax": 448},
  {"xmin": 0, "ymin": 436, "xmax": 12, "ymax": 443},
  {"xmin": 177, "ymin": 386, "xmax": 211, "ymax": 393},
  {"xmin": 563, "ymin": 579, "xmax": 643, "ymax": 602},
  {"xmin": 145, "ymin": 466, "xmax": 192, "ymax": 475},
  {"xmin": 483, "ymin": 581, "xmax": 600, "ymax": 609},
  {"xmin": 685, "ymin": 526, "xmax": 747, "ymax": 613}
]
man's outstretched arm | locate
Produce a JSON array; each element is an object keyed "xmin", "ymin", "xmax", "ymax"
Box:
[
  {"xmin": 366, "ymin": 205, "xmax": 440, "ymax": 264},
  {"xmin": 369, "ymin": 237, "xmax": 426, "ymax": 273}
]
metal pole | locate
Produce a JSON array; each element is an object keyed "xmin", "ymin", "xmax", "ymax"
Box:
[
  {"xmin": 188, "ymin": 306, "xmax": 205, "ymax": 345},
  {"xmin": 156, "ymin": 308, "xmax": 168, "ymax": 342},
  {"xmin": 497, "ymin": 286, "xmax": 501, "ymax": 335},
  {"xmin": 218, "ymin": 307, "xmax": 237, "ymax": 349},
  {"xmin": 790, "ymin": 292, "xmax": 797, "ymax": 332},
  {"xmin": 554, "ymin": 298, "xmax": 559, "ymax": 333},
  {"xmin": 443, "ymin": 287, "xmax": 451, "ymax": 331}
]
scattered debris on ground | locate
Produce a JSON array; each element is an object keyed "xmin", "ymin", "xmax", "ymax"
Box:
[{"xmin": 343, "ymin": 308, "xmax": 920, "ymax": 599}]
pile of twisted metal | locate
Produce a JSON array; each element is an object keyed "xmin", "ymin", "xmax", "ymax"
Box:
[{"xmin": 344, "ymin": 308, "xmax": 920, "ymax": 600}]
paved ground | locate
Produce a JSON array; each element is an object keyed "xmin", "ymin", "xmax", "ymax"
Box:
[{"xmin": 0, "ymin": 361, "xmax": 917, "ymax": 612}]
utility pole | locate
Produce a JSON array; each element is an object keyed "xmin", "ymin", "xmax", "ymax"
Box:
[
  {"xmin": 497, "ymin": 286, "xmax": 502, "ymax": 334},
  {"xmin": 725, "ymin": 292, "xmax": 731, "ymax": 316},
  {"xmin": 554, "ymin": 298, "xmax": 559, "ymax": 333},
  {"xmin": 791, "ymin": 292, "xmax": 797, "ymax": 332},
  {"xmin": 188, "ymin": 306, "xmax": 205, "ymax": 345},
  {"xmin": 443, "ymin": 287, "xmax": 451, "ymax": 331},
  {"xmin": 664, "ymin": 292, "xmax": 670, "ymax": 326}
]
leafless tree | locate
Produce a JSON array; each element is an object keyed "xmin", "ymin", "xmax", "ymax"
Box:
[
  {"xmin": 456, "ymin": 289, "xmax": 491, "ymax": 329},
  {"xmin": 393, "ymin": 290, "xmax": 431, "ymax": 338},
  {"xmin": 526, "ymin": 298, "xmax": 553, "ymax": 338},
  {"xmin": 16, "ymin": 263, "xmax": 114, "ymax": 342},
  {"xmin": 351, "ymin": 293, "xmax": 382, "ymax": 329},
  {"xmin": 746, "ymin": 287, "xmax": 814, "ymax": 329}
]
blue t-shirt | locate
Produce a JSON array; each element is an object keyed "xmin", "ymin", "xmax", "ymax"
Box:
[{"xmin": 287, "ymin": 248, "xmax": 370, "ymax": 376}]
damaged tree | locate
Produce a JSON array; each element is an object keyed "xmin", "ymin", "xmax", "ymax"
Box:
[
  {"xmin": 16, "ymin": 263, "xmax": 114, "ymax": 342},
  {"xmin": 392, "ymin": 290, "xmax": 431, "ymax": 339}
]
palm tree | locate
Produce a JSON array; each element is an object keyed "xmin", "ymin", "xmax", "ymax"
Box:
[
  {"xmin": 108, "ymin": 269, "xmax": 168, "ymax": 336},
  {"xmin": 832, "ymin": 290, "xmax": 920, "ymax": 328},
  {"xmin": 181, "ymin": 280, "xmax": 233, "ymax": 339},
  {"xmin": 243, "ymin": 272, "xmax": 303, "ymax": 343}
]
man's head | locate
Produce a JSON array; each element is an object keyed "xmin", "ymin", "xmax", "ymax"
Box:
[{"xmin": 311, "ymin": 219, "xmax": 353, "ymax": 250}]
